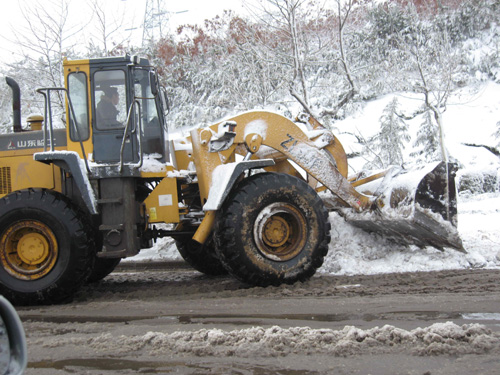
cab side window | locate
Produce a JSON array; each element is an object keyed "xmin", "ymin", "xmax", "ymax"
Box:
[{"xmin": 67, "ymin": 72, "xmax": 90, "ymax": 141}]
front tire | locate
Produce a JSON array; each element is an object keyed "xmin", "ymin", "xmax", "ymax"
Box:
[
  {"xmin": 0, "ymin": 189, "xmax": 94, "ymax": 305},
  {"xmin": 215, "ymin": 173, "xmax": 331, "ymax": 286}
]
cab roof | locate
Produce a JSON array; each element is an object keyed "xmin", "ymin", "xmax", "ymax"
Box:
[{"xmin": 64, "ymin": 55, "xmax": 151, "ymax": 68}]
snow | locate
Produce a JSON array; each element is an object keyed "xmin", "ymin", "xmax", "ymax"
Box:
[
  {"xmin": 321, "ymin": 82, "xmax": 500, "ymax": 275},
  {"xmin": 321, "ymin": 193, "xmax": 500, "ymax": 276},
  {"xmin": 81, "ymin": 321, "xmax": 500, "ymax": 358},
  {"xmin": 338, "ymin": 82, "xmax": 500, "ymax": 173},
  {"xmin": 131, "ymin": 236, "xmax": 182, "ymax": 262},
  {"xmin": 131, "ymin": 80, "xmax": 500, "ymax": 276},
  {"xmin": 139, "ymin": 153, "xmax": 167, "ymax": 173},
  {"xmin": 243, "ymin": 119, "xmax": 268, "ymax": 139},
  {"xmin": 203, "ymin": 162, "xmax": 239, "ymax": 211},
  {"xmin": 172, "ymin": 138, "xmax": 193, "ymax": 152}
]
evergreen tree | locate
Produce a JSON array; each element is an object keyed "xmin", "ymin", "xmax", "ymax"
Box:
[
  {"xmin": 411, "ymin": 109, "xmax": 441, "ymax": 162},
  {"xmin": 365, "ymin": 97, "xmax": 410, "ymax": 169}
]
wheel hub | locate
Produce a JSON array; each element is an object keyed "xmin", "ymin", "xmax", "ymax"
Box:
[
  {"xmin": 254, "ymin": 202, "xmax": 307, "ymax": 262},
  {"xmin": 17, "ymin": 233, "xmax": 50, "ymax": 265},
  {"xmin": 0, "ymin": 220, "xmax": 58, "ymax": 280},
  {"xmin": 262, "ymin": 216, "xmax": 290, "ymax": 248}
]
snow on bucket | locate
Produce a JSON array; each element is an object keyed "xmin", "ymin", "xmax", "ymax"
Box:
[{"xmin": 343, "ymin": 162, "xmax": 464, "ymax": 251}]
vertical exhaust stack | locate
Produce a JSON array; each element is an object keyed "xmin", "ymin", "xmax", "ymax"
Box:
[{"xmin": 5, "ymin": 77, "xmax": 22, "ymax": 133}]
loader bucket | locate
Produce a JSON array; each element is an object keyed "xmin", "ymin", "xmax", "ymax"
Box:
[{"xmin": 344, "ymin": 162, "xmax": 464, "ymax": 251}]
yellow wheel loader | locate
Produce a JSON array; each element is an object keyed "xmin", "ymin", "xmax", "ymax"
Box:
[{"xmin": 0, "ymin": 56, "xmax": 463, "ymax": 305}]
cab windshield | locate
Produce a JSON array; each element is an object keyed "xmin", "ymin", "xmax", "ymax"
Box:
[{"xmin": 133, "ymin": 68, "xmax": 166, "ymax": 158}]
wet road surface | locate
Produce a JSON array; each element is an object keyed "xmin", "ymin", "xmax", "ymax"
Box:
[{"xmin": 17, "ymin": 263, "xmax": 500, "ymax": 374}]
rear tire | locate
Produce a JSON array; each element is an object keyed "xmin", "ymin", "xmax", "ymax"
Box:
[
  {"xmin": 175, "ymin": 232, "xmax": 227, "ymax": 276},
  {"xmin": 215, "ymin": 173, "xmax": 330, "ymax": 286},
  {"xmin": 87, "ymin": 258, "xmax": 121, "ymax": 283},
  {"xmin": 0, "ymin": 189, "xmax": 94, "ymax": 305}
]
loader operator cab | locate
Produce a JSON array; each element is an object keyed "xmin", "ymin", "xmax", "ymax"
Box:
[{"xmin": 66, "ymin": 55, "xmax": 169, "ymax": 166}]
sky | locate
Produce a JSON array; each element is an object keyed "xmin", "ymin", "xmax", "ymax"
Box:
[{"xmin": 0, "ymin": 0, "xmax": 246, "ymax": 66}]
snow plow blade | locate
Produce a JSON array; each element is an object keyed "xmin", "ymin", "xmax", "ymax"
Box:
[{"xmin": 344, "ymin": 162, "xmax": 464, "ymax": 251}]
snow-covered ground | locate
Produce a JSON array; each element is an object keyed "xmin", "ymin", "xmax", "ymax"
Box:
[
  {"xmin": 130, "ymin": 81, "xmax": 500, "ymax": 276},
  {"xmin": 320, "ymin": 192, "xmax": 500, "ymax": 275}
]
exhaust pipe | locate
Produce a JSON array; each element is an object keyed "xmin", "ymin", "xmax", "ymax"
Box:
[{"xmin": 5, "ymin": 77, "xmax": 22, "ymax": 133}]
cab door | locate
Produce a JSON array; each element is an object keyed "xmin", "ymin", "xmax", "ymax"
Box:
[{"xmin": 91, "ymin": 69, "xmax": 137, "ymax": 163}]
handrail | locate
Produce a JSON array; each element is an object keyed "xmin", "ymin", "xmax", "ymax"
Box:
[
  {"xmin": 36, "ymin": 87, "xmax": 90, "ymax": 174},
  {"xmin": 119, "ymin": 99, "xmax": 143, "ymax": 173}
]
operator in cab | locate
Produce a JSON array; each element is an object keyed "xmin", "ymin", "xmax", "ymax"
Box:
[{"xmin": 96, "ymin": 86, "xmax": 121, "ymax": 128}]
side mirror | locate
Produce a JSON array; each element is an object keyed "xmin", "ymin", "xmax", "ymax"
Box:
[
  {"xmin": 0, "ymin": 296, "xmax": 27, "ymax": 375},
  {"xmin": 160, "ymin": 87, "xmax": 170, "ymax": 115},
  {"xmin": 149, "ymin": 71, "xmax": 158, "ymax": 96}
]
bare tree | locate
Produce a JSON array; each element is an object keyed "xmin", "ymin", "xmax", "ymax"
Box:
[
  {"xmin": 320, "ymin": 0, "xmax": 358, "ymax": 118},
  {"xmin": 5, "ymin": 0, "xmax": 87, "ymax": 125},
  {"xmin": 87, "ymin": 0, "xmax": 128, "ymax": 56},
  {"xmin": 407, "ymin": 26, "xmax": 458, "ymax": 162},
  {"xmin": 15, "ymin": 0, "xmax": 85, "ymax": 88},
  {"xmin": 244, "ymin": 0, "xmax": 329, "ymax": 116}
]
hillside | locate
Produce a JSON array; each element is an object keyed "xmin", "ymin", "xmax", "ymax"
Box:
[{"xmin": 318, "ymin": 80, "xmax": 500, "ymax": 275}]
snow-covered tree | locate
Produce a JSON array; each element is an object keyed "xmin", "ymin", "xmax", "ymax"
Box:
[
  {"xmin": 1, "ymin": 0, "xmax": 499, "ymax": 138},
  {"xmin": 411, "ymin": 109, "xmax": 441, "ymax": 162},
  {"xmin": 1, "ymin": 0, "xmax": 87, "ymax": 130},
  {"xmin": 364, "ymin": 97, "xmax": 410, "ymax": 169},
  {"xmin": 243, "ymin": 0, "xmax": 331, "ymax": 115},
  {"xmin": 391, "ymin": 4, "xmax": 460, "ymax": 162}
]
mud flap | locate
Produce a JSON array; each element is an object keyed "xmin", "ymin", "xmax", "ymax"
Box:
[{"xmin": 344, "ymin": 162, "xmax": 464, "ymax": 251}]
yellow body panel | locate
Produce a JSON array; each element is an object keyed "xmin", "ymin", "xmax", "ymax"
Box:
[
  {"xmin": 0, "ymin": 155, "xmax": 61, "ymax": 199},
  {"xmin": 139, "ymin": 164, "xmax": 174, "ymax": 179},
  {"xmin": 190, "ymin": 128, "xmax": 233, "ymax": 206},
  {"xmin": 144, "ymin": 177, "xmax": 180, "ymax": 223}
]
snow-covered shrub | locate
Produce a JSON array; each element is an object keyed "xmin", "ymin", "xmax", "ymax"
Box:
[
  {"xmin": 435, "ymin": 0, "xmax": 499, "ymax": 44},
  {"xmin": 458, "ymin": 168, "xmax": 499, "ymax": 195}
]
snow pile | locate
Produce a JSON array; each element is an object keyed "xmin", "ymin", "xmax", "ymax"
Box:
[
  {"xmin": 139, "ymin": 153, "xmax": 167, "ymax": 173},
  {"xmin": 142, "ymin": 191, "xmax": 500, "ymax": 274},
  {"xmin": 320, "ymin": 193, "xmax": 500, "ymax": 276},
  {"xmin": 71, "ymin": 322, "xmax": 500, "ymax": 357},
  {"xmin": 131, "ymin": 237, "xmax": 182, "ymax": 262}
]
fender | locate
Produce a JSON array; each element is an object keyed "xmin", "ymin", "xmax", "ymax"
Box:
[
  {"xmin": 33, "ymin": 151, "xmax": 98, "ymax": 215},
  {"xmin": 203, "ymin": 159, "xmax": 275, "ymax": 211}
]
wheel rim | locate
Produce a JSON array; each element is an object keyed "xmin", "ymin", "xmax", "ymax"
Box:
[
  {"xmin": 0, "ymin": 220, "xmax": 58, "ymax": 280},
  {"xmin": 253, "ymin": 202, "xmax": 307, "ymax": 261}
]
